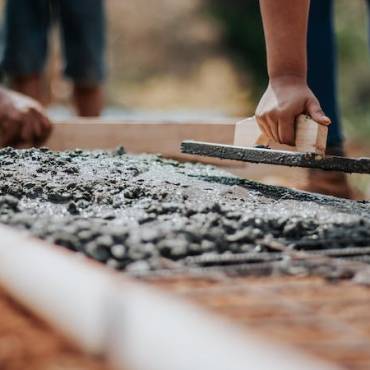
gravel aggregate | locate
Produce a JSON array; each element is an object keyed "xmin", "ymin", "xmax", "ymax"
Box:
[{"xmin": 0, "ymin": 147, "xmax": 369, "ymax": 273}]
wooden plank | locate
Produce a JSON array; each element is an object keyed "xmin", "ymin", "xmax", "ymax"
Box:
[
  {"xmin": 181, "ymin": 141, "xmax": 370, "ymax": 173},
  {"xmin": 46, "ymin": 118, "xmax": 245, "ymax": 167},
  {"xmin": 234, "ymin": 115, "xmax": 328, "ymax": 155}
]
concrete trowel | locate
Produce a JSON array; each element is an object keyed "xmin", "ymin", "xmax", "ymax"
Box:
[{"xmin": 181, "ymin": 114, "xmax": 370, "ymax": 174}]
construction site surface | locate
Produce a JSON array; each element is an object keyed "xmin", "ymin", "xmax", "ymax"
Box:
[{"xmin": 1, "ymin": 119, "xmax": 370, "ymax": 370}]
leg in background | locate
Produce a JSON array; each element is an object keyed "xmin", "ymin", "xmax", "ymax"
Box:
[
  {"xmin": 58, "ymin": 0, "xmax": 106, "ymax": 117},
  {"xmin": 307, "ymin": 0, "xmax": 343, "ymax": 150},
  {"xmin": 300, "ymin": 0, "xmax": 355, "ymax": 199},
  {"xmin": 1, "ymin": 0, "xmax": 51, "ymax": 104},
  {"xmin": 73, "ymin": 86, "xmax": 104, "ymax": 117},
  {"xmin": 11, "ymin": 74, "xmax": 45, "ymax": 104}
]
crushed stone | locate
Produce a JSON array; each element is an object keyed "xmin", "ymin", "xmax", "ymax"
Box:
[{"xmin": 0, "ymin": 147, "xmax": 369, "ymax": 273}]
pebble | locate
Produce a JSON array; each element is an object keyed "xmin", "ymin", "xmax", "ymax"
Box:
[
  {"xmin": 111, "ymin": 244, "xmax": 126, "ymax": 259},
  {"xmin": 95, "ymin": 235, "xmax": 114, "ymax": 248},
  {"xmin": 85, "ymin": 242, "xmax": 110, "ymax": 262},
  {"xmin": 67, "ymin": 202, "xmax": 79, "ymax": 215}
]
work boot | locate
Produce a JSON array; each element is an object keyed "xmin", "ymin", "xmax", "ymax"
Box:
[{"xmin": 296, "ymin": 147, "xmax": 354, "ymax": 199}]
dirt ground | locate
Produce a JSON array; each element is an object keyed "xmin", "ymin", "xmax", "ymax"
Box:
[
  {"xmin": 0, "ymin": 286, "xmax": 109, "ymax": 370},
  {"xmin": 147, "ymin": 274, "xmax": 370, "ymax": 369}
]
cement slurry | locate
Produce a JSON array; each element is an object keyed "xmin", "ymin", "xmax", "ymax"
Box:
[{"xmin": 0, "ymin": 147, "xmax": 369, "ymax": 274}]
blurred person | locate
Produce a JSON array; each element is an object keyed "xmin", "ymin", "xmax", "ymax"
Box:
[
  {"xmin": 301, "ymin": 0, "xmax": 353, "ymax": 198},
  {"xmin": 208, "ymin": 1, "xmax": 354, "ymax": 198},
  {"xmin": 1, "ymin": 0, "xmax": 106, "ymax": 117},
  {"xmin": 0, "ymin": 86, "xmax": 52, "ymax": 146},
  {"xmin": 255, "ymin": 0, "xmax": 369, "ymax": 199}
]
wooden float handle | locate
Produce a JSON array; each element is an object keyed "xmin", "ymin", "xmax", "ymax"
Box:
[{"xmin": 234, "ymin": 114, "xmax": 328, "ymax": 156}]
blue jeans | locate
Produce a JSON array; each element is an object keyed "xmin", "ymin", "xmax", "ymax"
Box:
[
  {"xmin": 1, "ymin": 0, "xmax": 106, "ymax": 87},
  {"xmin": 308, "ymin": 0, "xmax": 369, "ymax": 148}
]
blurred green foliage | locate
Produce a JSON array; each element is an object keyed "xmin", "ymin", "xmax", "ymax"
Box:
[
  {"xmin": 205, "ymin": 1, "xmax": 267, "ymax": 96},
  {"xmin": 207, "ymin": 0, "xmax": 370, "ymax": 142},
  {"xmin": 335, "ymin": 0, "xmax": 370, "ymax": 143}
]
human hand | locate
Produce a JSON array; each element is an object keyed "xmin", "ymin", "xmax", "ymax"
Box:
[
  {"xmin": 0, "ymin": 88, "xmax": 53, "ymax": 147},
  {"xmin": 255, "ymin": 76, "xmax": 331, "ymax": 145}
]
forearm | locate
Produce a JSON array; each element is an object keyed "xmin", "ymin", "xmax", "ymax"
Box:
[{"xmin": 259, "ymin": 0, "xmax": 310, "ymax": 80}]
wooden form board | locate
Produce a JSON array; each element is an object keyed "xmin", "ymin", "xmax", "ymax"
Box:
[
  {"xmin": 234, "ymin": 115, "xmax": 328, "ymax": 155},
  {"xmin": 46, "ymin": 118, "xmax": 243, "ymax": 167},
  {"xmin": 0, "ymin": 225, "xmax": 335, "ymax": 370}
]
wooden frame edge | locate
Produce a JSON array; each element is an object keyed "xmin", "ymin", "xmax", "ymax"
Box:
[{"xmin": 46, "ymin": 119, "xmax": 245, "ymax": 167}]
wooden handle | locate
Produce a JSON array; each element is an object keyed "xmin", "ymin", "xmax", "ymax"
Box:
[{"xmin": 234, "ymin": 114, "xmax": 328, "ymax": 155}]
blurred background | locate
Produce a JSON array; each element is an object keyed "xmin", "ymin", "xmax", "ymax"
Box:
[
  {"xmin": 50, "ymin": 1, "xmax": 370, "ymax": 142},
  {"xmin": 0, "ymin": 0, "xmax": 368, "ymax": 134},
  {"xmin": 0, "ymin": 0, "xmax": 369, "ymax": 192}
]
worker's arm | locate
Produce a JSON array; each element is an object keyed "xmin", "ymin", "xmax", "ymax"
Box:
[
  {"xmin": 0, "ymin": 87, "xmax": 52, "ymax": 147},
  {"xmin": 256, "ymin": 0, "xmax": 330, "ymax": 145}
]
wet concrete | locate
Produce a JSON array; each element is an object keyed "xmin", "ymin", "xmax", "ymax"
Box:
[
  {"xmin": 0, "ymin": 147, "xmax": 369, "ymax": 273},
  {"xmin": 181, "ymin": 141, "xmax": 370, "ymax": 174}
]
